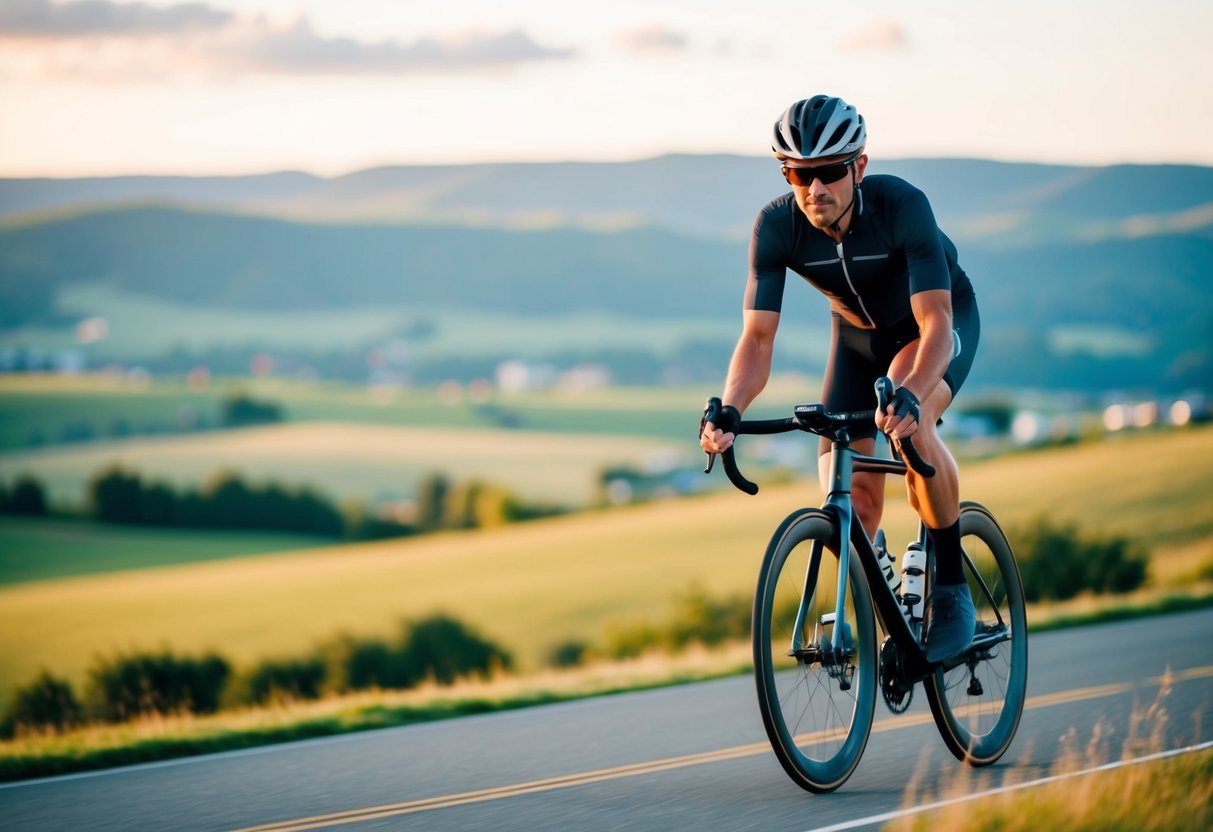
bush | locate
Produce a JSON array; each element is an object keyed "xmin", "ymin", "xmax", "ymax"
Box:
[
  {"xmin": 321, "ymin": 635, "xmax": 413, "ymax": 694},
  {"xmin": 400, "ymin": 615, "xmax": 513, "ymax": 685},
  {"xmin": 84, "ymin": 650, "xmax": 231, "ymax": 721},
  {"xmin": 1013, "ymin": 517, "xmax": 1149, "ymax": 602},
  {"xmin": 228, "ymin": 657, "xmax": 327, "ymax": 706},
  {"xmin": 89, "ymin": 466, "xmax": 144, "ymax": 523},
  {"xmin": 666, "ymin": 586, "xmax": 750, "ymax": 649},
  {"xmin": 604, "ymin": 621, "xmax": 665, "ymax": 660},
  {"xmin": 221, "ymin": 393, "xmax": 283, "ymax": 427},
  {"xmin": 7, "ymin": 475, "xmax": 48, "ymax": 515},
  {"xmin": 0, "ymin": 671, "xmax": 83, "ymax": 738},
  {"xmin": 547, "ymin": 641, "xmax": 592, "ymax": 669}
]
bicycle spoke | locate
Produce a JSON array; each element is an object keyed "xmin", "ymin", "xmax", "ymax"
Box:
[{"xmin": 754, "ymin": 509, "xmax": 876, "ymax": 792}]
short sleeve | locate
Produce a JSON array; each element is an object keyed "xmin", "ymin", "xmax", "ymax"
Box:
[{"xmin": 745, "ymin": 203, "xmax": 790, "ymax": 312}]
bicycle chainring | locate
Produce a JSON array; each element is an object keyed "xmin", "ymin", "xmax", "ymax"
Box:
[{"xmin": 880, "ymin": 636, "xmax": 913, "ymax": 714}]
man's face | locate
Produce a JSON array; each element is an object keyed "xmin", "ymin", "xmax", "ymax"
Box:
[{"xmin": 782, "ymin": 153, "xmax": 868, "ymax": 231}]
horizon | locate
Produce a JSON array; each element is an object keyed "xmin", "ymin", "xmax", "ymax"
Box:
[
  {"xmin": 5, "ymin": 152, "xmax": 1213, "ymax": 183},
  {"xmin": 2, "ymin": 1, "xmax": 1212, "ymax": 178}
]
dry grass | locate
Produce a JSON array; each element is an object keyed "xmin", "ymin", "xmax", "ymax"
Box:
[
  {"xmin": 0, "ymin": 643, "xmax": 752, "ymax": 780},
  {"xmin": 887, "ymin": 679, "xmax": 1213, "ymax": 832}
]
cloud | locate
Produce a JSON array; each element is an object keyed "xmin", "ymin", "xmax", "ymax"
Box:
[
  {"xmin": 613, "ymin": 23, "xmax": 689, "ymax": 56},
  {"xmin": 838, "ymin": 20, "xmax": 908, "ymax": 52},
  {"xmin": 0, "ymin": 0, "xmax": 577, "ymax": 77},
  {"xmin": 0, "ymin": 0, "xmax": 231, "ymax": 37},
  {"xmin": 225, "ymin": 21, "xmax": 575, "ymax": 75}
]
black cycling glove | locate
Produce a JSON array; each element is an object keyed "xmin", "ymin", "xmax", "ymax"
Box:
[
  {"xmin": 888, "ymin": 386, "xmax": 921, "ymax": 423},
  {"xmin": 701, "ymin": 397, "xmax": 741, "ymax": 438}
]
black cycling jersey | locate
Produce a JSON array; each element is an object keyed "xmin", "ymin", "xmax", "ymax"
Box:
[{"xmin": 745, "ymin": 174, "xmax": 974, "ymax": 328}]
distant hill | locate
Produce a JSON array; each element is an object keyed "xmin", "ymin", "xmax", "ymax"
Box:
[
  {"xmin": 1, "ymin": 155, "xmax": 1211, "ymax": 394},
  {"xmin": 6, "ymin": 155, "xmax": 1211, "ymax": 243}
]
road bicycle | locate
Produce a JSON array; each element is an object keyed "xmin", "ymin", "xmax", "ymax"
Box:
[{"xmin": 703, "ymin": 377, "xmax": 1027, "ymax": 792}]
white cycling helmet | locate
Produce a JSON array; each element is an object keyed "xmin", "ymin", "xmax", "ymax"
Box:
[{"xmin": 772, "ymin": 95, "xmax": 867, "ymax": 161}]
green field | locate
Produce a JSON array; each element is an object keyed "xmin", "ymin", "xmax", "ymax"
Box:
[
  {"xmin": 0, "ymin": 518, "xmax": 328, "ymax": 585},
  {"xmin": 2, "ymin": 283, "xmax": 827, "ymax": 366},
  {"xmin": 0, "ymin": 373, "xmax": 819, "ymax": 450},
  {"xmin": 2, "ymin": 425, "xmax": 1211, "ymax": 697}
]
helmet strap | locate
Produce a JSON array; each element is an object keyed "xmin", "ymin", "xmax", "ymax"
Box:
[{"xmin": 829, "ymin": 166, "xmax": 860, "ymax": 235}]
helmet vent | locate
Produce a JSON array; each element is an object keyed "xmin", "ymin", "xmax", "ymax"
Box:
[{"xmin": 826, "ymin": 123, "xmax": 850, "ymax": 152}]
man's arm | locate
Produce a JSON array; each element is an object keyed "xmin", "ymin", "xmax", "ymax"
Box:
[
  {"xmin": 877, "ymin": 288, "xmax": 952, "ymax": 438},
  {"xmin": 901, "ymin": 289, "xmax": 953, "ymax": 399},
  {"xmin": 701, "ymin": 308, "xmax": 780, "ymax": 453}
]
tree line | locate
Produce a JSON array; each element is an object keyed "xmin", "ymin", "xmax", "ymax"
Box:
[{"xmin": 0, "ymin": 468, "xmax": 566, "ymax": 540}]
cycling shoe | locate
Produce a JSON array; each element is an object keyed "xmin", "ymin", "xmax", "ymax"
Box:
[{"xmin": 925, "ymin": 583, "xmax": 976, "ymax": 663}]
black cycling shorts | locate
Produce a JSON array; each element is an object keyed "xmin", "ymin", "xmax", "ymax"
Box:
[{"xmin": 820, "ymin": 291, "xmax": 979, "ymax": 442}]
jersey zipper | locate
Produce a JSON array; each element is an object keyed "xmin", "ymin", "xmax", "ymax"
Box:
[{"xmin": 835, "ymin": 241, "xmax": 874, "ymax": 326}]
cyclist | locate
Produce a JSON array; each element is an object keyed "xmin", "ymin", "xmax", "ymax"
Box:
[{"xmin": 700, "ymin": 94, "xmax": 980, "ymax": 662}]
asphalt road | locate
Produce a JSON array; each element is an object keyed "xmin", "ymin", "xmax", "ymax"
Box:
[{"xmin": 4, "ymin": 607, "xmax": 1212, "ymax": 832}]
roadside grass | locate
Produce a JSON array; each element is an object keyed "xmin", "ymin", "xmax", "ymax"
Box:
[
  {"xmin": 0, "ymin": 643, "xmax": 754, "ymax": 782},
  {"xmin": 886, "ymin": 685, "xmax": 1213, "ymax": 832}
]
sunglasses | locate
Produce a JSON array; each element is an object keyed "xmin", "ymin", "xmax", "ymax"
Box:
[{"xmin": 781, "ymin": 153, "xmax": 860, "ymax": 187}]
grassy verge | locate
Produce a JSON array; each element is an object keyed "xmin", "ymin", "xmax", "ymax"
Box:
[
  {"xmin": 886, "ymin": 744, "xmax": 1213, "ymax": 832},
  {"xmin": 0, "ymin": 644, "xmax": 752, "ymax": 783}
]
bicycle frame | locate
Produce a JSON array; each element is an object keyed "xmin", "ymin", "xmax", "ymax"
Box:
[{"xmin": 816, "ymin": 437, "xmax": 932, "ymax": 680}]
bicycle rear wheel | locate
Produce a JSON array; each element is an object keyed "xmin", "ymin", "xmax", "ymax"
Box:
[
  {"xmin": 753, "ymin": 508, "xmax": 877, "ymax": 792},
  {"xmin": 924, "ymin": 501, "xmax": 1028, "ymax": 764}
]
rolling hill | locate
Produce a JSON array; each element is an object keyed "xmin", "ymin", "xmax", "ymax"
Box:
[{"xmin": 1, "ymin": 155, "xmax": 1211, "ymax": 393}]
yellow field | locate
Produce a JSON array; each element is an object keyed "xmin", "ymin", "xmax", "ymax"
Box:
[
  {"xmin": 0, "ymin": 421, "xmax": 681, "ymax": 507},
  {"xmin": 1, "ymin": 426, "xmax": 1211, "ymax": 692}
]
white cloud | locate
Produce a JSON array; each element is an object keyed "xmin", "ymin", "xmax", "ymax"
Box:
[
  {"xmin": 220, "ymin": 20, "xmax": 575, "ymax": 75},
  {"xmin": 0, "ymin": 0, "xmax": 231, "ymax": 37},
  {"xmin": 0, "ymin": 0, "xmax": 577, "ymax": 77}
]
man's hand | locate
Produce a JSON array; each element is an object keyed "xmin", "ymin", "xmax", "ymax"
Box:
[
  {"xmin": 700, "ymin": 401, "xmax": 741, "ymax": 454},
  {"xmin": 876, "ymin": 385, "xmax": 921, "ymax": 441}
]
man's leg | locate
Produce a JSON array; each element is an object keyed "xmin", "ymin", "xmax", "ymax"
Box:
[{"xmin": 888, "ymin": 348, "xmax": 973, "ymax": 661}]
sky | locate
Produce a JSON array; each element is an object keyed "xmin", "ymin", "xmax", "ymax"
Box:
[{"xmin": 1, "ymin": 0, "xmax": 1211, "ymax": 177}]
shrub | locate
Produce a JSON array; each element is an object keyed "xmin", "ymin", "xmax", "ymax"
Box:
[
  {"xmin": 320, "ymin": 634, "xmax": 413, "ymax": 694},
  {"xmin": 666, "ymin": 586, "xmax": 750, "ymax": 649},
  {"xmin": 1012, "ymin": 517, "xmax": 1149, "ymax": 602},
  {"xmin": 0, "ymin": 671, "xmax": 83, "ymax": 738},
  {"xmin": 84, "ymin": 650, "xmax": 231, "ymax": 721},
  {"xmin": 604, "ymin": 621, "xmax": 665, "ymax": 660},
  {"xmin": 229, "ymin": 657, "xmax": 327, "ymax": 706},
  {"xmin": 221, "ymin": 393, "xmax": 283, "ymax": 427},
  {"xmin": 89, "ymin": 466, "xmax": 144, "ymax": 523},
  {"xmin": 400, "ymin": 615, "xmax": 513, "ymax": 685},
  {"xmin": 8, "ymin": 475, "xmax": 48, "ymax": 515},
  {"xmin": 547, "ymin": 641, "xmax": 592, "ymax": 669}
]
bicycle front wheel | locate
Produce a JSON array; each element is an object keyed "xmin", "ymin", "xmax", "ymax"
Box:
[
  {"xmin": 924, "ymin": 501, "xmax": 1028, "ymax": 765},
  {"xmin": 753, "ymin": 508, "xmax": 877, "ymax": 792}
]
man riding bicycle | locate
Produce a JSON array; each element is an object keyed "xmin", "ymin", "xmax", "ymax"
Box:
[{"xmin": 699, "ymin": 94, "xmax": 980, "ymax": 662}]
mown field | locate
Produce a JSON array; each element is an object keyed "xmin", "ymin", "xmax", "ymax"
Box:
[
  {"xmin": 2, "ymin": 424, "xmax": 1211, "ymax": 698},
  {"xmin": 0, "ymin": 374, "xmax": 827, "ymax": 511}
]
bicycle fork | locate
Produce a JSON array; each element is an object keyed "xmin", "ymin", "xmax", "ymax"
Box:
[{"xmin": 789, "ymin": 448, "xmax": 859, "ymax": 690}]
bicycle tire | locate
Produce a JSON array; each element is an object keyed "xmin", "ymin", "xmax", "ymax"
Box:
[
  {"xmin": 753, "ymin": 508, "xmax": 877, "ymax": 792},
  {"xmin": 923, "ymin": 501, "xmax": 1028, "ymax": 765}
]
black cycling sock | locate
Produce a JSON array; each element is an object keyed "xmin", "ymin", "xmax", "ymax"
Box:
[{"xmin": 928, "ymin": 520, "xmax": 965, "ymax": 585}]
